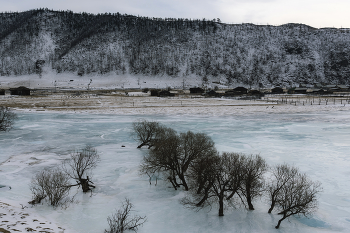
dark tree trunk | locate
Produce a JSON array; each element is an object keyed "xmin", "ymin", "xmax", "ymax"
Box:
[
  {"xmin": 247, "ymin": 195, "xmax": 254, "ymax": 210},
  {"xmin": 246, "ymin": 184, "xmax": 254, "ymax": 210},
  {"xmin": 196, "ymin": 181, "xmax": 205, "ymax": 194},
  {"xmin": 81, "ymin": 178, "xmax": 91, "ymax": 192},
  {"xmin": 196, "ymin": 186, "xmax": 211, "ymax": 207},
  {"xmin": 80, "ymin": 176, "xmax": 95, "ymax": 193},
  {"xmin": 268, "ymin": 200, "xmax": 275, "ymax": 213},
  {"xmin": 196, "ymin": 186, "xmax": 203, "ymax": 194},
  {"xmin": 178, "ymin": 173, "xmax": 188, "ymax": 191},
  {"xmin": 218, "ymin": 194, "xmax": 224, "ymax": 216},
  {"xmin": 168, "ymin": 177, "xmax": 178, "ymax": 190},
  {"xmin": 226, "ymin": 187, "xmax": 239, "ymax": 200},
  {"xmin": 275, "ymin": 214, "xmax": 287, "ymax": 229}
]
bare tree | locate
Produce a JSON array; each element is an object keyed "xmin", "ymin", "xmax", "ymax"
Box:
[
  {"xmin": 132, "ymin": 119, "xmax": 164, "ymax": 148},
  {"xmin": 183, "ymin": 152, "xmax": 247, "ymax": 216},
  {"xmin": 105, "ymin": 198, "xmax": 146, "ymax": 233},
  {"xmin": 29, "ymin": 170, "xmax": 48, "ymax": 205},
  {"xmin": 139, "ymin": 126, "xmax": 177, "ymax": 184},
  {"xmin": 0, "ymin": 106, "xmax": 17, "ymax": 132},
  {"xmin": 267, "ymin": 164, "xmax": 299, "ymax": 213},
  {"xmin": 210, "ymin": 152, "xmax": 247, "ymax": 216},
  {"xmin": 239, "ymin": 154, "xmax": 268, "ymax": 210},
  {"xmin": 63, "ymin": 145, "xmax": 100, "ymax": 192},
  {"xmin": 274, "ymin": 173, "xmax": 322, "ymax": 229},
  {"xmin": 181, "ymin": 155, "xmax": 219, "ymax": 211},
  {"xmin": 29, "ymin": 168, "xmax": 71, "ymax": 207},
  {"xmin": 187, "ymin": 154, "xmax": 218, "ymax": 196},
  {"xmin": 140, "ymin": 130, "xmax": 217, "ymax": 191}
]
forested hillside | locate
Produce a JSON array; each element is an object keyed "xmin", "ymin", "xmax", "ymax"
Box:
[{"xmin": 1, "ymin": 8, "xmax": 350, "ymax": 87}]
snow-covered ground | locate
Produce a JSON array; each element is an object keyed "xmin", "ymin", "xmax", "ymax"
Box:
[
  {"xmin": 0, "ymin": 200, "xmax": 66, "ymax": 232},
  {"xmin": 0, "ymin": 72, "xmax": 211, "ymax": 90},
  {"xmin": 1, "ymin": 109, "xmax": 350, "ymax": 233},
  {"xmin": 2, "ymin": 93, "xmax": 350, "ymax": 117}
]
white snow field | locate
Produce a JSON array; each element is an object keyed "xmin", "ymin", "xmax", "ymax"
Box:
[
  {"xmin": 1, "ymin": 111, "xmax": 350, "ymax": 233},
  {"xmin": 0, "ymin": 72, "xmax": 210, "ymax": 90}
]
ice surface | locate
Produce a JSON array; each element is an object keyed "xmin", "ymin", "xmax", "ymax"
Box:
[{"xmin": 1, "ymin": 111, "xmax": 350, "ymax": 232}]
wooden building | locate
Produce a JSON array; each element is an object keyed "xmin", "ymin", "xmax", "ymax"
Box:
[{"xmin": 9, "ymin": 86, "xmax": 31, "ymax": 95}]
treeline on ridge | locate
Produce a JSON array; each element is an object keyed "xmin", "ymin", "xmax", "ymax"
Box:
[{"xmin": 1, "ymin": 8, "xmax": 350, "ymax": 86}]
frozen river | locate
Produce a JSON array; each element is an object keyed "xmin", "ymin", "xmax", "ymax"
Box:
[{"xmin": 1, "ymin": 111, "xmax": 350, "ymax": 233}]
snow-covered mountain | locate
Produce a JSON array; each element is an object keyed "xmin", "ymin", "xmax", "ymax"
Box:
[{"xmin": 1, "ymin": 9, "xmax": 350, "ymax": 87}]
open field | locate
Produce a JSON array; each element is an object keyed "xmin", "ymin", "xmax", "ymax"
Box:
[{"xmin": 2, "ymin": 91, "xmax": 350, "ymax": 116}]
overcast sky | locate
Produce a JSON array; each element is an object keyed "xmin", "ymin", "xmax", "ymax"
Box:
[{"xmin": 1, "ymin": 0, "xmax": 349, "ymax": 28}]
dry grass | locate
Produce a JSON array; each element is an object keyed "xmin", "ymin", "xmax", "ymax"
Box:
[{"xmin": 1, "ymin": 92, "xmax": 350, "ymax": 116}]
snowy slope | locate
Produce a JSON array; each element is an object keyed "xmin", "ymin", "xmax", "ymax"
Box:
[{"xmin": 1, "ymin": 9, "xmax": 350, "ymax": 88}]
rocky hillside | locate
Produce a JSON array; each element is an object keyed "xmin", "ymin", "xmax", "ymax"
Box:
[{"xmin": 1, "ymin": 8, "xmax": 350, "ymax": 87}]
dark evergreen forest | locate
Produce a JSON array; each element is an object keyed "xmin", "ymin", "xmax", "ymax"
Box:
[{"xmin": 1, "ymin": 9, "xmax": 350, "ymax": 86}]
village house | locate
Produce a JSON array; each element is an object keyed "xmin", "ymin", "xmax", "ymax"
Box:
[
  {"xmin": 271, "ymin": 87, "xmax": 284, "ymax": 94},
  {"xmin": 9, "ymin": 86, "xmax": 31, "ymax": 95},
  {"xmin": 189, "ymin": 87, "xmax": 204, "ymax": 94}
]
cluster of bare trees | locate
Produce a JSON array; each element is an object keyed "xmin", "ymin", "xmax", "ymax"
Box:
[
  {"xmin": 133, "ymin": 120, "xmax": 323, "ymax": 229},
  {"xmin": 30, "ymin": 145, "xmax": 147, "ymax": 232},
  {"xmin": 27, "ymin": 119, "xmax": 322, "ymax": 230},
  {"xmin": 29, "ymin": 145, "xmax": 100, "ymax": 207},
  {"xmin": 186, "ymin": 159, "xmax": 322, "ymax": 228},
  {"xmin": 0, "ymin": 106, "xmax": 17, "ymax": 132},
  {"xmin": 29, "ymin": 168, "xmax": 71, "ymax": 207},
  {"xmin": 182, "ymin": 153, "xmax": 267, "ymax": 216},
  {"xmin": 136, "ymin": 120, "xmax": 217, "ymax": 191}
]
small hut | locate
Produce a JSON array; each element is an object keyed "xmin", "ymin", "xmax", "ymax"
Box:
[
  {"xmin": 232, "ymin": 86, "xmax": 248, "ymax": 95},
  {"xmin": 248, "ymin": 89, "xmax": 263, "ymax": 96},
  {"xmin": 225, "ymin": 87, "xmax": 248, "ymax": 97},
  {"xmin": 158, "ymin": 90, "xmax": 175, "ymax": 97},
  {"xmin": 206, "ymin": 90, "xmax": 218, "ymax": 97},
  {"xmin": 150, "ymin": 89, "xmax": 160, "ymax": 96},
  {"xmin": 9, "ymin": 86, "xmax": 31, "ymax": 95},
  {"xmin": 310, "ymin": 89, "xmax": 324, "ymax": 94},
  {"xmin": 190, "ymin": 87, "xmax": 204, "ymax": 94},
  {"xmin": 271, "ymin": 87, "xmax": 284, "ymax": 94}
]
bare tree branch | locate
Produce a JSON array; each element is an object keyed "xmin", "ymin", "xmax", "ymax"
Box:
[
  {"xmin": 132, "ymin": 119, "xmax": 165, "ymax": 149},
  {"xmin": 267, "ymin": 163, "xmax": 299, "ymax": 213},
  {"xmin": 239, "ymin": 154, "xmax": 268, "ymax": 210},
  {"xmin": 29, "ymin": 168, "xmax": 71, "ymax": 207},
  {"xmin": 62, "ymin": 145, "xmax": 100, "ymax": 192},
  {"xmin": 105, "ymin": 198, "xmax": 147, "ymax": 233},
  {"xmin": 274, "ymin": 172, "xmax": 322, "ymax": 229}
]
